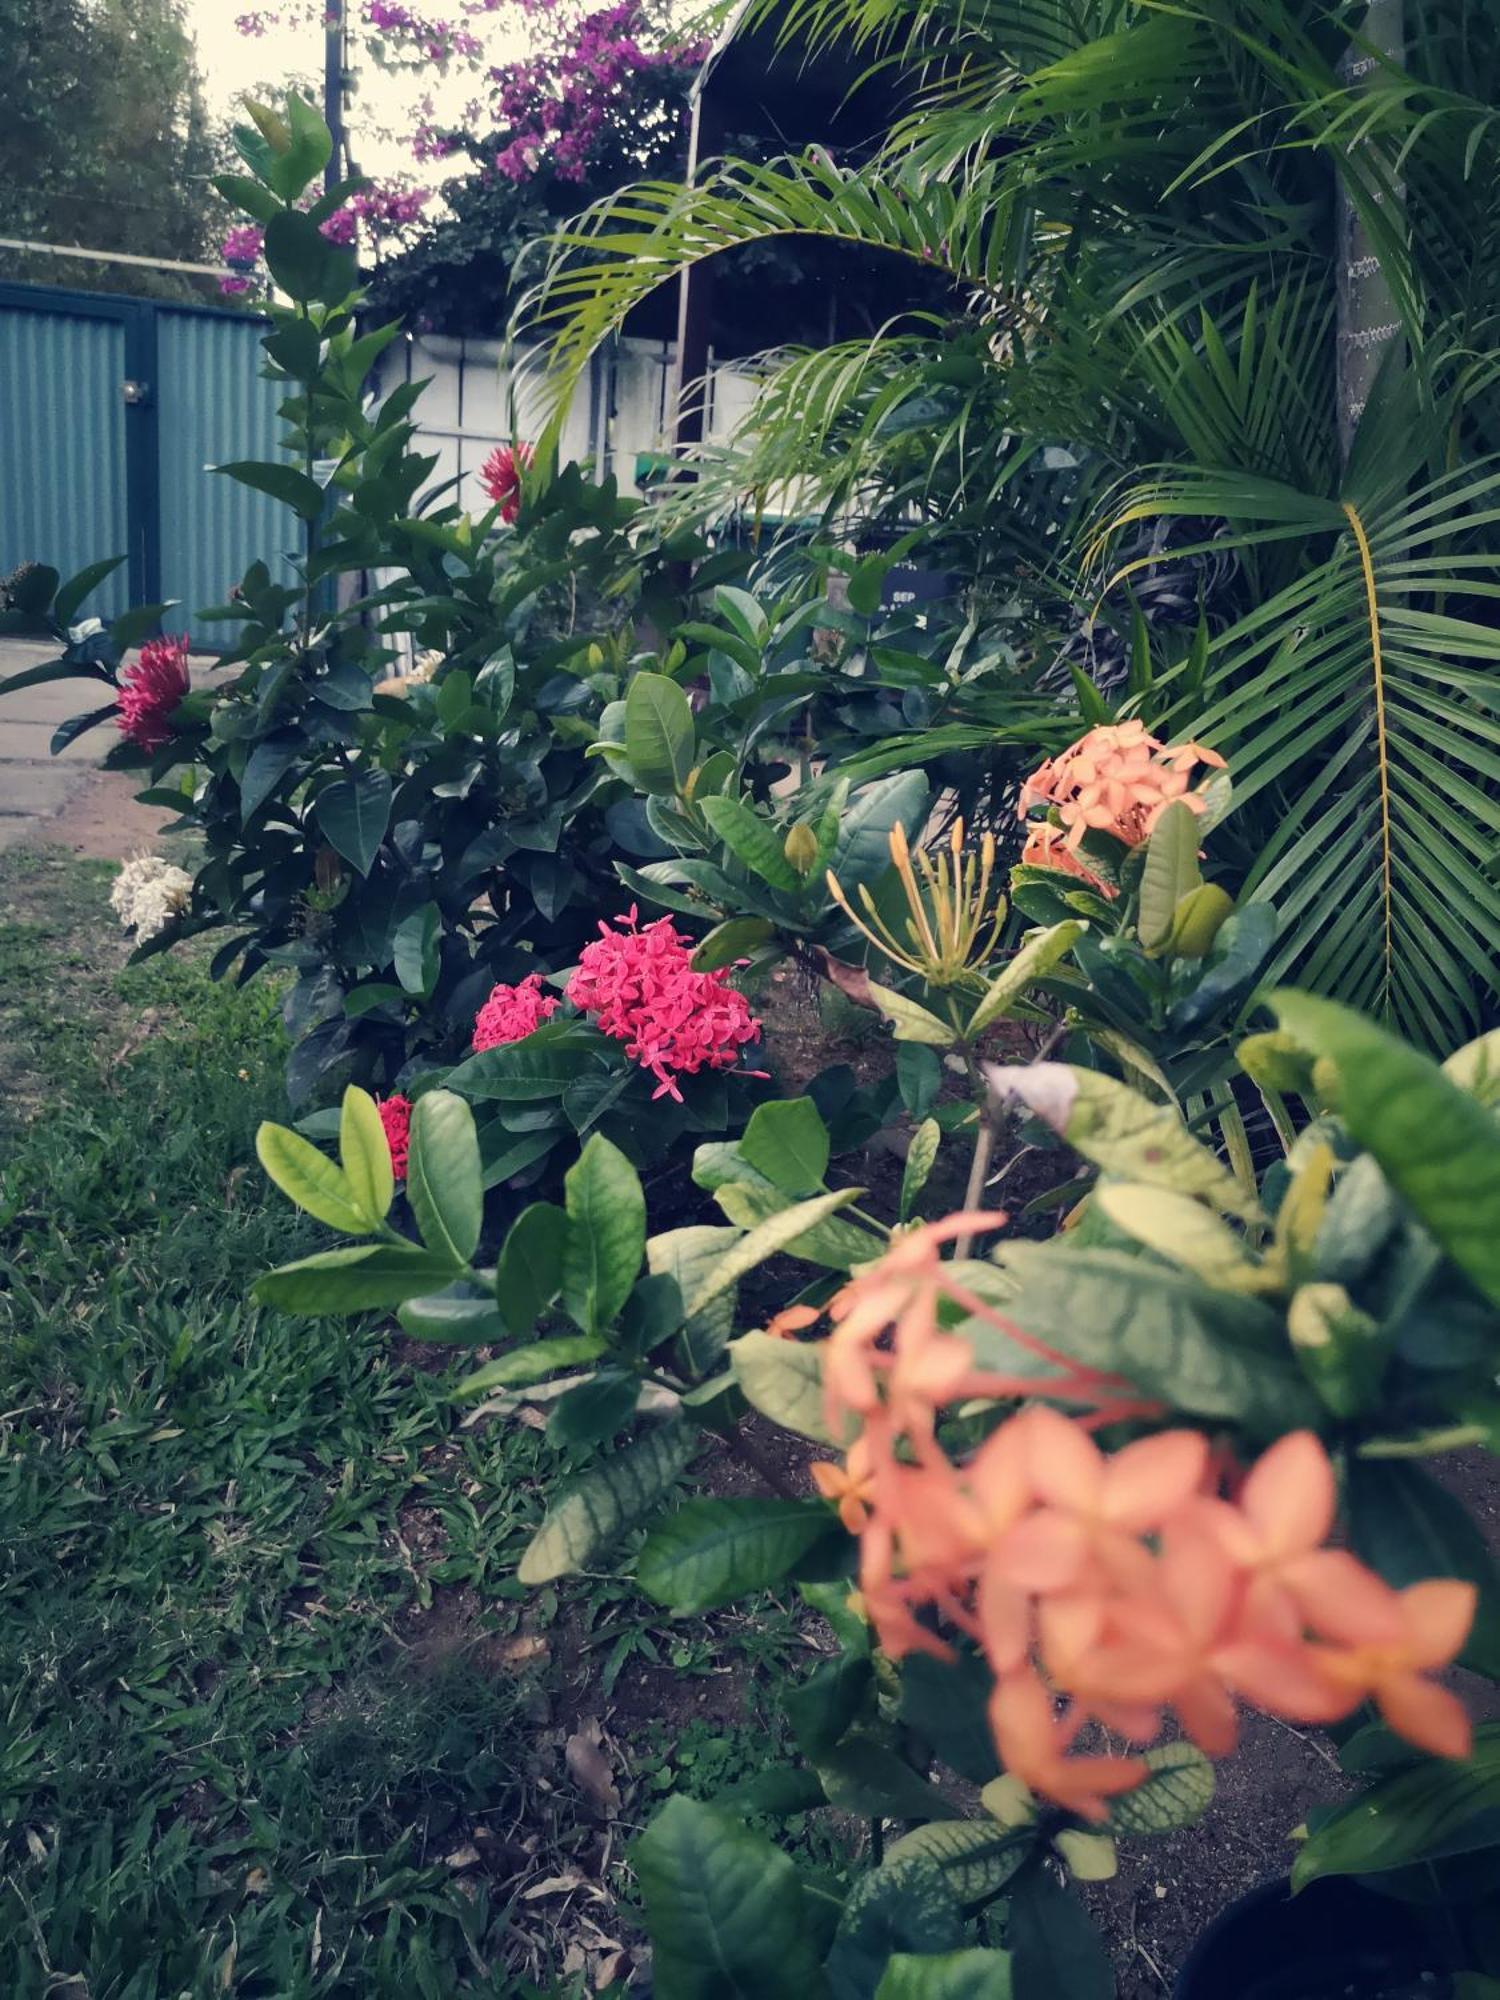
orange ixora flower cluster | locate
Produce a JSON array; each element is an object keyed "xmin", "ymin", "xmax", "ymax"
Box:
[
  {"xmin": 1019, "ymin": 721, "xmax": 1226, "ymax": 860},
  {"xmin": 806, "ymin": 1215, "xmax": 1475, "ymax": 1820}
]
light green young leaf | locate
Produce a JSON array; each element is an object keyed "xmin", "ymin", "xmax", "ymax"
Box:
[
  {"xmin": 900, "ymin": 1118, "xmax": 941, "ymax": 1223},
  {"xmin": 1273, "ymin": 991, "xmax": 1500, "ymax": 1307},
  {"xmin": 254, "ymin": 1242, "xmax": 462, "ymax": 1315},
  {"xmin": 731, "ymin": 1331, "xmax": 832, "ymax": 1444},
  {"xmin": 741, "ymin": 1097, "xmax": 830, "ymax": 1194},
  {"xmin": 1444, "ymin": 1029, "xmax": 1500, "ymax": 1111},
  {"xmin": 1106, "ymin": 1742, "xmax": 1214, "ymax": 1835},
  {"xmin": 338, "ymin": 1086, "xmax": 393, "ymax": 1226},
  {"xmin": 256, "ymin": 1120, "xmax": 372, "ymax": 1234},
  {"xmin": 1137, "ymin": 799, "xmax": 1203, "ymax": 954},
  {"xmin": 1095, "ymin": 1182, "xmax": 1271, "ymax": 1292},
  {"xmin": 875, "ymin": 1951, "xmax": 1013, "ymax": 2000},
  {"xmin": 453, "ymin": 1333, "xmax": 607, "ymax": 1397},
  {"xmin": 883, "ymin": 1821, "xmax": 1028, "ymax": 1908},
  {"xmin": 714, "ymin": 1179, "xmax": 882, "ymax": 1269},
  {"xmin": 648, "ymin": 1223, "xmax": 742, "ymax": 1374},
  {"xmin": 867, "ymin": 979, "xmax": 956, "ymax": 1047},
  {"xmin": 518, "ymin": 1418, "xmax": 696, "ymax": 1584},
  {"xmin": 405, "ymin": 1089, "xmax": 482, "ymax": 1266},
  {"xmin": 625, "ymin": 670, "xmax": 696, "ymax": 794},
  {"xmin": 966, "ymin": 922, "xmax": 1084, "ymax": 1039},
  {"xmin": 563, "ymin": 1134, "xmax": 646, "ymax": 1337},
  {"xmin": 987, "ymin": 1063, "xmax": 1261, "ymax": 1222},
  {"xmin": 684, "ymin": 1191, "xmax": 860, "ymax": 1318}
]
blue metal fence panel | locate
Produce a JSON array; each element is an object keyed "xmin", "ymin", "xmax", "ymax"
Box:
[
  {"xmin": 155, "ymin": 309, "xmax": 289, "ymax": 647},
  {"xmin": 0, "ymin": 303, "xmax": 131, "ymax": 618}
]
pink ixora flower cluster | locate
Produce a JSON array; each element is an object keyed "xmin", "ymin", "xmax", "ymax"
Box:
[
  {"xmin": 117, "ymin": 634, "xmax": 190, "ymax": 752},
  {"xmin": 566, "ymin": 910, "xmax": 762, "ymax": 1101},
  {"xmin": 479, "ymin": 442, "xmax": 533, "ymax": 522},
  {"xmin": 378, "ymin": 1094, "xmax": 412, "ymax": 1179},
  {"xmin": 472, "ymin": 973, "xmax": 559, "ymax": 1051}
]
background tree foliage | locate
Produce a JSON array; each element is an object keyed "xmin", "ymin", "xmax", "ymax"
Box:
[{"xmin": 0, "ymin": 0, "xmax": 227, "ymax": 302}]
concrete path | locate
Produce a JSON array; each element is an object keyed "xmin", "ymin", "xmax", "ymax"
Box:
[{"xmin": 0, "ymin": 638, "xmax": 195, "ymax": 859}]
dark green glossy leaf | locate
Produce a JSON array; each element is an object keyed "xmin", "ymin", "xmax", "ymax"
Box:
[
  {"xmin": 638, "ymin": 1498, "xmax": 836, "ymax": 1613},
  {"xmin": 634, "ymin": 1797, "xmax": 830, "ymax": 2000}
]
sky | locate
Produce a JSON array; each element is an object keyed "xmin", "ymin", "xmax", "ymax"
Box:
[{"xmin": 183, "ymin": 2, "xmax": 487, "ymax": 181}]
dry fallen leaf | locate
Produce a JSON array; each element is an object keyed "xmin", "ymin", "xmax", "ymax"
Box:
[
  {"xmin": 521, "ymin": 1870, "xmax": 586, "ymax": 1901},
  {"xmin": 499, "ymin": 1633, "xmax": 550, "ymax": 1668},
  {"xmin": 443, "ymin": 1843, "xmax": 481, "ymax": 1871},
  {"xmin": 566, "ymin": 1718, "xmax": 622, "ymax": 1818}
]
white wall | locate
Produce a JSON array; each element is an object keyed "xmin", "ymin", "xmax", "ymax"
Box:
[{"xmin": 376, "ymin": 332, "xmax": 750, "ymax": 504}]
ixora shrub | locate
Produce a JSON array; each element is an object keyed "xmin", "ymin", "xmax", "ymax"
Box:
[{"xmin": 252, "ymin": 989, "xmax": 1500, "ymax": 1993}]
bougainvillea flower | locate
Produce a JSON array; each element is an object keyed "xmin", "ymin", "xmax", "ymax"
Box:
[
  {"xmin": 472, "ymin": 973, "xmax": 559, "ymax": 1051},
  {"xmin": 565, "ymin": 909, "xmax": 761, "ymax": 1101},
  {"xmin": 479, "ymin": 442, "xmax": 534, "ymax": 524},
  {"xmin": 116, "ymin": 634, "xmax": 191, "ymax": 751},
  {"xmin": 377, "ymin": 1094, "xmax": 412, "ymax": 1180},
  {"xmin": 804, "ymin": 1212, "xmax": 1476, "ymax": 1814},
  {"xmin": 1018, "ymin": 723, "xmax": 1225, "ymax": 853},
  {"xmin": 1309, "ymin": 1581, "xmax": 1477, "ymax": 1758}
]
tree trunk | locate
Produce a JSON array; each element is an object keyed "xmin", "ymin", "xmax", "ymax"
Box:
[{"xmin": 1336, "ymin": 0, "xmax": 1407, "ymax": 464}]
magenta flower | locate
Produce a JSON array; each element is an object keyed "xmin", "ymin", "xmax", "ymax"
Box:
[
  {"xmin": 472, "ymin": 974, "xmax": 560, "ymax": 1051},
  {"xmin": 320, "ymin": 206, "xmax": 359, "ymax": 245},
  {"xmin": 566, "ymin": 910, "xmax": 762, "ymax": 1101},
  {"xmin": 117, "ymin": 635, "xmax": 191, "ymax": 752},
  {"xmin": 378, "ymin": 1094, "xmax": 412, "ymax": 1179},
  {"xmin": 479, "ymin": 442, "xmax": 533, "ymax": 523},
  {"xmin": 222, "ymin": 223, "xmax": 265, "ymax": 271}
]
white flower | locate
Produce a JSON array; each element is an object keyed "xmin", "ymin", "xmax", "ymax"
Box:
[{"xmin": 110, "ymin": 855, "xmax": 192, "ymax": 938}]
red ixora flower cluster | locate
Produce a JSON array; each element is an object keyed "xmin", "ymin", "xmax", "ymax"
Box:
[
  {"xmin": 377, "ymin": 1094, "xmax": 412, "ymax": 1179},
  {"xmin": 566, "ymin": 909, "xmax": 762, "ymax": 1101},
  {"xmin": 478, "ymin": 442, "xmax": 533, "ymax": 522},
  {"xmin": 800, "ymin": 1214, "xmax": 1475, "ymax": 1820},
  {"xmin": 116, "ymin": 634, "xmax": 190, "ymax": 752},
  {"xmin": 472, "ymin": 973, "xmax": 560, "ymax": 1050}
]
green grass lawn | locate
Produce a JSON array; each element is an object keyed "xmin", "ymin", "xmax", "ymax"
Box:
[
  {"xmin": 0, "ymin": 846, "xmax": 831, "ymax": 1998},
  {"xmin": 0, "ymin": 848, "xmax": 556, "ymax": 1997}
]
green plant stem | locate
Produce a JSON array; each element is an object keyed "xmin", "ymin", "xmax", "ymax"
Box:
[{"xmin": 955, "ymin": 1042, "xmax": 996, "ymax": 1255}]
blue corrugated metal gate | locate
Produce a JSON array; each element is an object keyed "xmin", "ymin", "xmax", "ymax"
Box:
[{"xmin": 0, "ymin": 282, "xmax": 288, "ymax": 647}]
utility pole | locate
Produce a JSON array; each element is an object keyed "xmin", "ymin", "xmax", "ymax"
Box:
[{"xmin": 324, "ymin": 0, "xmax": 347, "ymax": 194}]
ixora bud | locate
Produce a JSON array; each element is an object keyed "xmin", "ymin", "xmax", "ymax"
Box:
[
  {"xmin": 783, "ymin": 822, "xmax": 820, "ymax": 876},
  {"xmin": 1237, "ymin": 1030, "xmax": 1318, "ymax": 1097},
  {"xmin": 1288, "ymin": 1280, "xmax": 1386, "ymax": 1417},
  {"xmin": 1164, "ymin": 881, "xmax": 1234, "ymax": 958}
]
